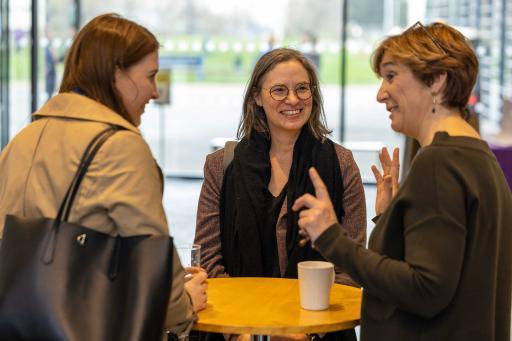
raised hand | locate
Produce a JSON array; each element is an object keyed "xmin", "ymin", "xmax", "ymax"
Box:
[
  {"xmin": 292, "ymin": 167, "xmax": 339, "ymax": 243},
  {"xmin": 371, "ymin": 147, "xmax": 400, "ymax": 215}
]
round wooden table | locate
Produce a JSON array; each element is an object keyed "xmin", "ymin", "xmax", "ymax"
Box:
[{"xmin": 194, "ymin": 277, "xmax": 361, "ymax": 339}]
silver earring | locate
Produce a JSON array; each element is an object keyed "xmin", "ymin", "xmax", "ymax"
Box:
[{"xmin": 432, "ymin": 94, "xmax": 437, "ymax": 114}]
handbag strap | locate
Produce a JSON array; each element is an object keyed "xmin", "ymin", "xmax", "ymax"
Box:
[
  {"xmin": 42, "ymin": 126, "xmax": 120, "ymax": 265},
  {"xmin": 56, "ymin": 126, "xmax": 120, "ymax": 223}
]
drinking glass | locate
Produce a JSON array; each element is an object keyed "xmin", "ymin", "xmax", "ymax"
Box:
[{"xmin": 176, "ymin": 244, "xmax": 201, "ymax": 267}]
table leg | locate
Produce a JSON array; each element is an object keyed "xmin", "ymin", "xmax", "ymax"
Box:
[{"xmin": 250, "ymin": 335, "xmax": 270, "ymax": 341}]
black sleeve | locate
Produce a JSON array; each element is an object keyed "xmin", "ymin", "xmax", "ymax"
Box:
[{"xmin": 314, "ymin": 152, "xmax": 467, "ymax": 318}]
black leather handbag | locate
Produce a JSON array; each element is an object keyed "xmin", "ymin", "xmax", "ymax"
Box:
[{"xmin": 0, "ymin": 127, "xmax": 174, "ymax": 340}]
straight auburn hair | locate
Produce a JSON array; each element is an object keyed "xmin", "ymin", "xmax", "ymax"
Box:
[{"xmin": 59, "ymin": 13, "xmax": 159, "ymax": 124}]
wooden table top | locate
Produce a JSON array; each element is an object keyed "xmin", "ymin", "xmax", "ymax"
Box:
[{"xmin": 194, "ymin": 277, "xmax": 362, "ymax": 335}]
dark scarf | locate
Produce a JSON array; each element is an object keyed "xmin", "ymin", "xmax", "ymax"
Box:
[{"xmin": 219, "ymin": 126, "xmax": 344, "ymax": 278}]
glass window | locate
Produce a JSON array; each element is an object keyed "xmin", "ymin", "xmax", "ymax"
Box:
[
  {"xmin": 38, "ymin": 0, "xmax": 77, "ymax": 107},
  {"xmin": 9, "ymin": 0, "xmax": 31, "ymax": 138},
  {"xmin": 8, "ymin": 0, "xmax": 76, "ymax": 141},
  {"xmin": 0, "ymin": 0, "xmax": 8, "ymax": 148},
  {"xmin": 344, "ymin": 0, "xmax": 407, "ymax": 183},
  {"xmin": 83, "ymin": 0, "xmax": 344, "ymax": 178}
]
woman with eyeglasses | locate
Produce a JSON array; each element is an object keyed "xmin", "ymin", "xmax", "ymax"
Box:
[
  {"xmin": 194, "ymin": 48, "xmax": 366, "ymax": 341},
  {"xmin": 293, "ymin": 22, "xmax": 512, "ymax": 340}
]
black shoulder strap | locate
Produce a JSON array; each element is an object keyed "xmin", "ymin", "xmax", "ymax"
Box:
[
  {"xmin": 57, "ymin": 126, "xmax": 120, "ymax": 223},
  {"xmin": 222, "ymin": 141, "xmax": 238, "ymax": 173},
  {"xmin": 42, "ymin": 126, "xmax": 120, "ymax": 264}
]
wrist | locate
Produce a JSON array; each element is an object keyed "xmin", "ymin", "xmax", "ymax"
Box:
[
  {"xmin": 312, "ymin": 219, "xmax": 338, "ymax": 241},
  {"xmin": 311, "ymin": 222, "xmax": 341, "ymax": 249}
]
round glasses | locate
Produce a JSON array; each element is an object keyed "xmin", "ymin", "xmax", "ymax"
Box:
[{"xmin": 264, "ymin": 83, "xmax": 314, "ymax": 101}]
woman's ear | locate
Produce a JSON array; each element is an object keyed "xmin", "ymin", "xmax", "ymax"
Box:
[
  {"xmin": 254, "ymin": 89, "xmax": 262, "ymax": 107},
  {"xmin": 114, "ymin": 65, "xmax": 125, "ymax": 83},
  {"xmin": 431, "ymin": 72, "xmax": 447, "ymax": 94}
]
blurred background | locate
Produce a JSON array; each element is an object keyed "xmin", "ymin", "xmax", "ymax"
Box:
[{"xmin": 1, "ymin": 0, "xmax": 511, "ymax": 244}]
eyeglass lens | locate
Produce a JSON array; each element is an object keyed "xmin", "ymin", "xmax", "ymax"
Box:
[{"xmin": 269, "ymin": 83, "xmax": 312, "ymax": 101}]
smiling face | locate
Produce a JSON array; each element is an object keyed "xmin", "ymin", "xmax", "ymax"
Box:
[
  {"xmin": 376, "ymin": 52, "xmax": 433, "ymax": 138},
  {"xmin": 115, "ymin": 50, "xmax": 159, "ymax": 126},
  {"xmin": 254, "ymin": 60, "xmax": 313, "ymax": 139}
]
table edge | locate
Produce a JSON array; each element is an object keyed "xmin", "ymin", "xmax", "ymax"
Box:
[{"xmin": 194, "ymin": 319, "xmax": 360, "ymax": 335}]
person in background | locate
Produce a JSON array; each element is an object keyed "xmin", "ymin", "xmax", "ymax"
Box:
[
  {"xmin": 0, "ymin": 13, "xmax": 207, "ymax": 339},
  {"xmin": 195, "ymin": 47, "xmax": 366, "ymax": 341},
  {"xmin": 44, "ymin": 32, "xmax": 56, "ymax": 100},
  {"xmin": 293, "ymin": 22, "xmax": 512, "ymax": 341}
]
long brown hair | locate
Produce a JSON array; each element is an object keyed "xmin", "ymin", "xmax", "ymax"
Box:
[
  {"xmin": 238, "ymin": 48, "xmax": 330, "ymax": 140},
  {"xmin": 59, "ymin": 13, "xmax": 159, "ymax": 124}
]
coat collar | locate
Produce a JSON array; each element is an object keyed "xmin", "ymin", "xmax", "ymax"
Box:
[{"xmin": 33, "ymin": 92, "xmax": 140, "ymax": 134}]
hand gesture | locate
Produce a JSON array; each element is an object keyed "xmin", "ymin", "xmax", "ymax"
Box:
[
  {"xmin": 371, "ymin": 147, "xmax": 400, "ymax": 215},
  {"xmin": 184, "ymin": 267, "xmax": 208, "ymax": 312},
  {"xmin": 292, "ymin": 167, "xmax": 339, "ymax": 243}
]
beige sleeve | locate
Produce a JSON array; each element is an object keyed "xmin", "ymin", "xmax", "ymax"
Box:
[
  {"xmin": 77, "ymin": 131, "xmax": 196, "ymax": 335},
  {"xmin": 165, "ymin": 245, "xmax": 197, "ymax": 338}
]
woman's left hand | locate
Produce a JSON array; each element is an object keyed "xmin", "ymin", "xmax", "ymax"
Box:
[
  {"xmin": 292, "ymin": 167, "xmax": 339, "ymax": 243},
  {"xmin": 184, "ymin": 267, "xmax": 208, "ymax": 312},
  {"xmin": 184, "ymin": 266, "xmax": 207, "ymax": 282},
  {"xmin": 371, "ymin": 147, "xmax": 400, "ymax": 215}
]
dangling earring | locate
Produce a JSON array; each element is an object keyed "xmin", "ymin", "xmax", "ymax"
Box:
[{"xmin": 432, "ymin": 94, "xmax": 437, "ymax": 114}]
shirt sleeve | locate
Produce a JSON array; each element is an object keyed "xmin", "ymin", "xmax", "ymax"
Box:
[
  {"xmin": 194, "ymin": 149, "xmax": 230, "ymax": 277},
  {"xmin": 165, "ymin": 245, "xmax": 197, "ymax": 337},
  {"xmin": 314, "ymin": 151, "xmax": 467, "ymax": 317},
  {"xmin": 333, "ymin": 145, "xmax": 367, "ymax": 286}
]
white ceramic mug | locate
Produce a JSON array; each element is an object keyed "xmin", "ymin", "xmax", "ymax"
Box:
[{"xmin": 298, "ymin": 261, "xmax": 335, "ymax": 310}]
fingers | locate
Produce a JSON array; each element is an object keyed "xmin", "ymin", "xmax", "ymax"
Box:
[
  {"xmin": 392, "ymin": 147, "xmax": 400, "ymax": 164},
  {"xmin": 308, "ymin": 167, "xmax": 331, "ymax": 201},
  {"xmin": 292, "ymin": 193, "xmax": 318, "ymax": 211},
  {"xmin": 188, "ymin": 270, "xmax": 208, "ymax": 286},
  {"xmin": 195, "ymin": 270, "xmax": 208, "ymax": 283},
  {"xmin": 292, "ymin": 168, "xmax": 332, "ymax": 212},
  {"xmin": 297, "ymin": 208, "xmax": 328, "ymax": 226},
  {"xmin": 298, "ymin": 228, "xmax": 310, "ymax": 247},
  {"xmin": 391, "ymin": 147, "xmax": 400, "ymax": 194},
  {"xmin": 379, "ymin": 147, "xmax": 392, "ymax": 173},
  {"xmin": 391, "ymin": 147, "xmax": 400, "ymax": 177},
  {"xmin": 377, "ymin": 147, "xmax": 400, "ymax": 178},
  {"xmin": 184, "ymin": 272, "xmax": 209, "ymax": 312},
  {"xmin": 382, "ymin": 174, "xmax": 393, "ymax": 188},
  {"xmin": 197, "ymin": 293, "xmax": 208, "ymax": 311},
  {"xmin": 372, "ymin": 164, "xmax": 391, "ymax": 190},
  {"xmin": 185, "ymin": 266, "xmax": 207, "ymax": 275},
  {"xmin": 292, "ymin": 167, "xmax": 338, "ymax": 243},
  {"xmin": 371, "ymin": 164, "xmax": 383, "ymax": 183}
]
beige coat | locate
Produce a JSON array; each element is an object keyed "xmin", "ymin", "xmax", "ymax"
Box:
[{"xmin": 0, "ymin": 93, "xmax": 195, "ymax": 337}]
